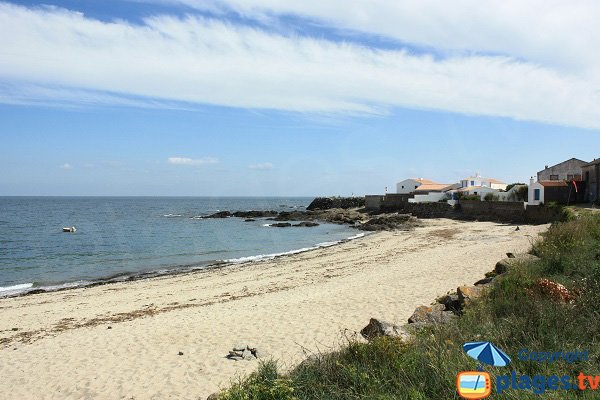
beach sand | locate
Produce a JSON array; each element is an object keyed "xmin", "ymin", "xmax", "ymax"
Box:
[{"xmin": 0, "ymin": 219, "xmax": 547, "ymax": 399}]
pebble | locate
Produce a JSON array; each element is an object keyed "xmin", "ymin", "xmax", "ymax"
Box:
[{"xmin": 178, "ymin": 351, "xmax": 184, "ymax": 356}]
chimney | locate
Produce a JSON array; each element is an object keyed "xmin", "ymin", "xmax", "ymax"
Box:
[
  {"xmin": 545, "ymin": 165, "xmax": 548, "ymax": 169},
  {"xmin": 530, "ymin": 176, "xmax": 535, "ymax": 186}
]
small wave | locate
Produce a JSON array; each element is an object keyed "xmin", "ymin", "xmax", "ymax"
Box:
[
  {"xmin": 0, "ymin": 283, "xmax": 34, "ymax": 295},
  {"xmin": 163, "ymin": 214, "xmax": 183, "ymax": 218},
  {"xmin": 262, "ymin": 223, "xmax": 272, "ymax": 227},
  {"xmin": 346, "ymin": 233, "xmax": 366, "ymax": 240}
]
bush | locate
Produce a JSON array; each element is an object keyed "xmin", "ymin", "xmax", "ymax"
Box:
[{"xmin": 483, "ymin": 193, "xmax": 499, "ymax": 202}]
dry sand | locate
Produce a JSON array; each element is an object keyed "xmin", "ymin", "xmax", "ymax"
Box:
[{"xmin": 0, "ymin": 219, "xmax": 547, "ymax": 399}]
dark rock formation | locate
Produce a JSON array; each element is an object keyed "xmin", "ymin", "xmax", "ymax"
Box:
[
  {"xmin": 203, "ymin": 211, "xmax": 232, "ymax": 218},
  {"xmin": 360, "ymin": 213, "xmax": 417, "ymax": 231},
  {"xmin": 232, "ymin": 210, "xmax": 279, "ymax": 218},
  {"xmin": 306, "ymin": 197, "xmax": 365, "ymax": 211},
  {"xmin": 293, "ymin": 221, "xmax": 320, "ymax": 227},
  {"xmin": 271, "ymin": 223, "xmax": 292, "ymax": 228}
]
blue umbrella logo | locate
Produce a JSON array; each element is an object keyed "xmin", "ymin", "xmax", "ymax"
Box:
[{"xmin": 463, "ymin": 341, "xmax": 511, "ymax": 368}]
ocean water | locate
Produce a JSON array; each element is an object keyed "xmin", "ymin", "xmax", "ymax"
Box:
[{"xmin": 0, "ymin": 197, "xmax": 362, "ymax": 296}]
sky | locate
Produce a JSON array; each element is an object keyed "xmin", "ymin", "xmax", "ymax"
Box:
[{"xmin": 0, "ymin": 1, "xmax": 598, "ymax": 196}]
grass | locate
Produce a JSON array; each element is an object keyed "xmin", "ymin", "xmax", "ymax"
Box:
[{"xmin": 216, "ymin": 212, "xmax": 600, "ymax": 400}]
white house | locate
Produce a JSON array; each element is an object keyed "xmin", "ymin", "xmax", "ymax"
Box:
[
  {"xmin": 396, "ymin": 178, "xmax": 436, "ymax": 194},
  {"xmin": 528, "ymin": 178, "xmax": 545, "ymax": 205},
  {"xmin": 460, "ymin": 173, "xmax": 507, "ymax": 191}
]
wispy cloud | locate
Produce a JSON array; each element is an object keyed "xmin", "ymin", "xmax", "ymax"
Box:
[
  {"xmin": 0, "ymin": 3, "xmax": 599, "ymax": 128},
  {"xmin": 60, "ymin": 163, "xmax": 73, "ymax": 170},
  {"xmin": 249, "ymin": 162, "xmax": 273, "ymax": 170},
  {"xmin": 168, "ymin": 157, "xmax": 218, "ymax": 166}
]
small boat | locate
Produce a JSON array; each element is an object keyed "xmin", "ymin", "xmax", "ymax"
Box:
[{"xmin": 62, "ymin": 226, "xmax": 77, "ymax": 233}]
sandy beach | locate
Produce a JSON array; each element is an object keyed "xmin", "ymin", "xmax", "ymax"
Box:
[{"xmin": 0, "ymin": 219, "xmax": 547, "ymax": 399}]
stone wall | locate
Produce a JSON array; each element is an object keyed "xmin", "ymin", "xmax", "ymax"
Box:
[{"xmin": 459, "ymin": 201, "xmax": 564, "ymax": 224}]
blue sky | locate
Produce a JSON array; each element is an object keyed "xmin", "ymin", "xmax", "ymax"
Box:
[{"xmin": 0, "ymin": 1, "xmax": 599, "ymax": 196}]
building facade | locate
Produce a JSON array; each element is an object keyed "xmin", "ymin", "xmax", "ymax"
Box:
[
  {"xmin": 537, "ymin": 158, "xmax": 587, "ymax": 181},
  {"xmin": 582, "ymin": 158, "xmax": 600, "ymax": 203}
]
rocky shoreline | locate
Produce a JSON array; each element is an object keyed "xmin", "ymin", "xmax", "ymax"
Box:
[{"xmin": 201, "ymin": 204, "xmax": 420, "ymax": 232}]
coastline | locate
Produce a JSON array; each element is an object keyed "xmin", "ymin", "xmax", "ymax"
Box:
[
  {"xmin": 0, "ymin": 230, "xmax": 369, "ymax": 299},
  {"xmin": 0, "ymin": 218, "xmax": 548, "ymax": 399}
]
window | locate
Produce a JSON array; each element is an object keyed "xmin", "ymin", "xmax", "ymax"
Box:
[
  {"xmin": 470, "ymin": 180, "xmax": 475, "ymax": 186},
  {"xmin": 567, "ymin": 174, "xmax": 573, "ymax": 180},
  {"xmin": 534, "ymin": 189, "xmax": 540, "ymax": 201},
  {"xmin": 549, "ymin": 175, "xmax": 559, "ymax": 180},
  {"xmin": 415, "ymin": 185, "xmax": 418, "ymax": 189},
  {"xmin": 401, "ymin": 185, "xmax": 404, "ymax": 189}
]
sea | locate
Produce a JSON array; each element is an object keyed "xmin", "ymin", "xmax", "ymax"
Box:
[{"xmin": 0, "ymin": 197, "xmax": 363, "ymax": 297}]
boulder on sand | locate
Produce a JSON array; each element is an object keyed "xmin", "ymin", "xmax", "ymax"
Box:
[{"xmin": 360, "ymin": 318, "xmax": 412, "ymax": 342}]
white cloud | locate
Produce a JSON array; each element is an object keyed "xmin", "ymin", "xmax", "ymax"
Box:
[
  {"xmin": 0, "ymin": 3, "xmax": 599, "ymax": 129},
  {"xmin": 249, "ymin": 162, "xmax": 273, "ymax": 170},
  {"xmin": 168, "ymin": 0, "xmax": 600, "ymax": 78},
  {"xmin": 60, "ymin": 163, "xmax": 73, "ymax": 169},
  {"xmin": 168, "ymin": 157, "xmax": 218, "ymax": 166}
]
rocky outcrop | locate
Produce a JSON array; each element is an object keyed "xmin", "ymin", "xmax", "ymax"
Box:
[
  {"xmin": 408, "ymin": 304, "xmax": 457, "ymax": 324},
  {"xmin": 293, "ymin": 221, "xmax": 320, "ymax": 227},
  {"xmin": 270, "ymin": 223, "xmax": 292, "ymax": 228},
  {"xmin": 495, "ymin": 253, "xmax": 540, "ymax": 274},
  {"xmin": 457, "ymin": 285, "xmax": 488, "ymax": 306},
  {"xmin": 226, "ymin": 344, "xmax": 264, "ymax": 361},
  {"xmin": 306, "ymin": 197, "xmax": 365, "ymax": 211},
  {"xmin": 232, "ymin": 210, "xmax": 279, "ymax": 218},
  {"xmin": 203, "ymin": 211, "xmax": 232, "ymax": 218},
  {"xmin": 359, "ymin": 213, "xmax": 418, "ymax": 231},
  {"xmin": 360, "ymin": 318, "xmax": 412, "ymax": 342}
]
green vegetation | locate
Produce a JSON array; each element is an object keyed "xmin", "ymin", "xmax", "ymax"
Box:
[
  {"xmin": 217, "ymin": 212, "xmax": 600, "ymax": 400},
  {"xmin": 483, "ymin": 192, "xmax": 499, "ymax": 202},
  {"xmin": 460, "ymin": 194, "xmax": 481, "ymax": 201}
]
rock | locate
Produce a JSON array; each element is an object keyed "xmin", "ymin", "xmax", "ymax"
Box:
[
  {"xmin": 11, "ymin": 328, "xmax": 18, "ymax": 331},
  {"xmin": 437, "ymin": 293, "xmax": 461, "ymax": 313},
  {"xmin": 457, "ymin": 285, "xmax": 487, "ymax": 306},
  {"xmin": 306, "ymin": 197, "xmax": 365, "ymax": 211},
  {"xmin": 495, "ymin": 253, "xmax": 540, "ymax": 274},
  {"xmin": 408, "ymin": 304, "xmax": 456, "ymax": 324},
  {"xmin": 515, "ymin": 226, "xmax": 520, "ymax": 231},
  {"xmin": 253, "ymin": 349, "xmax": 266, "ymax": 359},
  {"xmin": 293, "ymin": 221, "xmax": 320, "ymax": 227},
  {"xmin": 227, "ymin": 355, "xmax": 243, "ymax": 361},
  {"xmin": 360, "ymin": 318, "xmax": 412, "ymax": 342},
  {"xmin": 207, "ymin": 392, "xmax": 220, "ymax": 400},
  {"xmin": 107, "ymin": 326, "xmax": 112, "ymax": 330},
  {"xmin": 360, "ymin": 213, "xmax": 417, "ymax": 231},
  {"xmin": 271, "ymin": 222, "xmax": 292, "ymax": 228},
  {"xmin": 232, "ymin": 210, "xmax": 279, "ymax": 218},
  {"xmin": 474, "ymin": 277, "xmax": 495, "ymax": 286},
  {"xmin": 506, "ymin": 252, "xmax": 515, "ymax": 258},
  {"xmin": 242, "ymin": 349, "xmax": 255, "ymax": 360},
  {"xmin": 244, "ymin": 219, "xmax": 256, "ymax": 222},
  {"xmin": 178, "ymin": 351, "xmax": 184, "ymax": 356},
  {"xmin": 233, "ymin": 344, "xmax": 246, "ymax": 352},
  {"xmin": 203, "ymin": 211, "xmax": 232, "ymax": 218}
]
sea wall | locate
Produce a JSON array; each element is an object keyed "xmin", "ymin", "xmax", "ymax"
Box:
[{"xmin": 459, "ymin": 201, "xmax": 564, "ymax": 224}]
